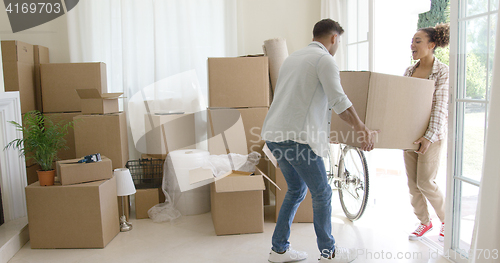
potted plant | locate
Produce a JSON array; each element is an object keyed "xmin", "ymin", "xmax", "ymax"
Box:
[{"xmin": 5, "ymin": 110, "xmax": 74, "ymax": 186}]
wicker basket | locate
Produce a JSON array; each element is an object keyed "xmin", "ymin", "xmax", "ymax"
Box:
[{"xmin": 126, "ymin": 158, "xmax": 164, "ymax": 189}]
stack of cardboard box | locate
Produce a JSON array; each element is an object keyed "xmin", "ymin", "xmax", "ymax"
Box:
[
  {"xmin": 1, "ymin": 40, "xmax": 49, "ymax": 184},
  {"xmin": 206, "ymin": 56, "xmax": 273, "ymax": 235},
  {"xmin": 25, "ymin": 156, "xmax": 119, "ymax": 249}
]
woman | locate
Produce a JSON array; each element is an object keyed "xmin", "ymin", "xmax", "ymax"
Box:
[{"xmin": 404, "ymin": 23, "xmax": 449, "ymax": 242}]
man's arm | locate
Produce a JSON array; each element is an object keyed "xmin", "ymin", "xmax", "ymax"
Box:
[{"xmin": 338, "ymin": 106, "xmax": 378, "ymax": 151}]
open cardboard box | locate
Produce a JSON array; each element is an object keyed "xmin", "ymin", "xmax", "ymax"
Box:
[
  {"xmin": 56, "ymin": 156, "xmax": 113, "ymax": 185},
  {"xmin": 76, "ymin": 89, "xmax": 122, "ymax": 114}
]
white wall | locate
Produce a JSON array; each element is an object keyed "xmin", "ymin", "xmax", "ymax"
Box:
[
  {"xmin": 0, "ymin": 5, "xmax": 71, "ymax": 64},
  {"xmin": 236, "ymin": 0, "xmax": 321, "ymax": 56}
]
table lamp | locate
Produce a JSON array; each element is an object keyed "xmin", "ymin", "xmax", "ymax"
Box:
[{"xmin": 115, "ymin": 168, "xmax": 136, "ymax": 232}]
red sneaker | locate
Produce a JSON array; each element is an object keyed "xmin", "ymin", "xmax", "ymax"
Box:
[
  {"xmin": 438, "ymin": 223, "xmax": 445, "ymax": 242},
  {"xmin": 409, "ymin": 222, "xmax": 433, "ymax": 240}
]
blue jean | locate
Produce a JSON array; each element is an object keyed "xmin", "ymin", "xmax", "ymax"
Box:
[{"xmin": 266, "ymin": 140, "xmax": 335, "ymax": 255}]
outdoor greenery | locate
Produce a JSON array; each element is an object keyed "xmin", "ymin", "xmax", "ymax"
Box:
[
  {"xmin": 417, "ymin": 0, "xmax": 450, "ymax": 29},
  {"xmin": 5, "ymin": 111, "xmax": 73, "ymax": 171}
]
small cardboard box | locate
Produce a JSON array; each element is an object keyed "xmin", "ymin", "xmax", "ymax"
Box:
[
  {"xmin": 331, "ymin": 72, "xmax": 435, "ymax": 150},
  {"xmin": 208, "ymin": 57, "xmax": 270, "ymax": 108},
  {"xmin": 34, "ymin": 45, "xmax": 49, "ymax": 111},
  {"xmin": 76, "ymin": 89, "xmax": 122, "ymax": 114},
  {"xmin": 74, "ymin": 112, "xmax": 129, "ymax": 169},
  {"xmin": 25, "ymin": 177, "xmax": 120, "ymax": 248},
  {"xmin": 210, "ymin": 170, "xmax": 266, "ymax": 235},
  {"xmin": 1, "ymin": 40, "xmax": 36, "ymax": 113},
  {"xmin": 135, "ymin": 188, "xmax": 165, "ymax": 219},
  {"xmin": 41, "ymin": 62, "xmax": 107, "ymax": 113},
  {"xmin": 144, "ymin": 113, "xmax": 196, "ymax": 156},
  {"xmin": 275, "ymin": 167, "xmax": 313, "ymax": 223},
  {"xmin": 56, "ymin": 156, "xmax": 113, "ymax": 185},
  {"xmin": 208, "ymin": 107, "xmax": 268, "ymax": 157},
  {"xmin": 43, "ymin": 112, "xmax": 81, "ymax": 160}
]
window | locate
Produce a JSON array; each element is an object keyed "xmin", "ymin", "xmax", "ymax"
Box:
[{"xmin": 346, "ymin": 0, "xmax": 371, "ymax": 71}]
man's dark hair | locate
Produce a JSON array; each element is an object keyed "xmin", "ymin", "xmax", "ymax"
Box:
[{"xmin": 313, "ymin": 19, "xmax": 344, "ymax": 39}]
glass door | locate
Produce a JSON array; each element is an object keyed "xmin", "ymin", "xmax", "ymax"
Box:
[{"xmin": 447, "ymin": 0, "xmax": 498, "ymax": 261}]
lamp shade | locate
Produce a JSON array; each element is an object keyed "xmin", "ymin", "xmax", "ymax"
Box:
[{"xmin": 114, "ymin": 168, "xmax": 136, "ymax": 196}]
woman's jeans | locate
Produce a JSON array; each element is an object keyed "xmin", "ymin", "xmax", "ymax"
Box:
[{"xmin": 266, "ymin": 140, "xmax": 335, "ymax": 255}]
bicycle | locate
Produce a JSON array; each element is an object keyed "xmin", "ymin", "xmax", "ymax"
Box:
[{"xmin": 326, "ymin": 143, "xmax": 369, "ymax": 221}]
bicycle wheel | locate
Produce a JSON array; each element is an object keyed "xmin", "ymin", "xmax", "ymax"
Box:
[{"xmin": 337, "ymin": 145, "xmax": 369, "ymax": 221}]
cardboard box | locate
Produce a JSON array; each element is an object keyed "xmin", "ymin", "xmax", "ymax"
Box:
[
  {"xmin": 210, "ymin": 171, "xmax": 266, "ymax": 235},
  {"xmin": 76, "ymin": 89, "xmax": 122, "ymax": 115},
  {"xmin": 275, "ymin": 167, "xmax": 313, "ymax": 223},
  {"xmin": 208, "ymin": 107, "xmax": 268, "ymax": 156},
  {"xmin": 56, "ymin": 156, "xmax": 113, "ymax": 185},
  {"xmin": 26, "ymin": 164, "xmax": 40, "ymax": 185},
  {"xmin": 34, "ymin": 45, "xmax": 49, "ymax": 111},
  {"xmin": 144, "ymin": 113, "xmax": 196, "ymax": 156},
  {"xmin": 41, "ymin": 63, "xmax": 107, "ymax": 113},
  {"xmin": 135, "ymin": 188, "xmax": 165, "ymax": 219},
  {"xmin": 331, "ymin": 72, "xmax": 435, "ymax": 150},
  {"xmin": 208, "ymin": 57, "xmax": 270, "ymax": 108},
  {"xmin": 44, "ymin": 112, "xmax": 81, "ymax": 160},
  {"xmin": 74, "ymin": 112, "xmax": 129, "ymax": 169},
  {"xmin": 1, "ymin": 40, "xmax": 36, "ymax": 113},
  {"xmin": 25, "ymin": 177, "xmax": 120, "ymax": 248}
]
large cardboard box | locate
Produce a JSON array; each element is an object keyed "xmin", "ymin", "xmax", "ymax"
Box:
[
  {"xmin": 275, "ymin": 167, "xmax": 313, "ymax": 223},
  {"xmin": 34, "ymin": 45, "xmax": 49, "ymax": 111},
  {"xmin": 210, "ymin": 170, "xmax": 266, "ymax": 235},
  {"xmin": 1, "ymin": 40, "xmax": 36, "ymax": 113},
  {"xmin": 144, "ymin": 113, "xmax": 196, "ymax": 156},
  {"xmin": 26, "ymin": 164, "xmax": 40, "ymax": 185},
  {"xmin": 76, "ymin": 89, "xmax": 122, "ymax": 115},
  {"xmin": 74, "ymin": 112, "xmax": 129, "ymax": 169},
  {"xmin": 41, "ymin": 63, "xmax": 107, "ymax": 113},
  {"xmin": 208, "ymin": 107, "xmax": 268, "ymax": 156},
  {"xmin": 44, "ymin": 112, "xmax": 81, "ymax": 160},
  {"xmin": 331, "ymin": 72, "xmax": 435, "ymax": 150},
  {"xmin": 25, "ymin": 177, "xmax": 120, "ymax": 248},
  {"xmin": 56, "ymin": 156, "xmax": 113, "ymax": 185},
  {"xmin": 135, "ymin": 188, "xmax": 165, "ymax": 219},
  {"xmin": 208, "ymin": 57, "xmax": 270, "ymax": 108}
]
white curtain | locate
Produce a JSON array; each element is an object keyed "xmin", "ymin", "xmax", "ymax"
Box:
[
  {"xmin": 469, "ymin": 13, "xmax": 500, "ymax": 263},
  {"xmin": 66, "ymin": 0, "xmax": 237, "ymax": 158},
  {"xmin": 320, "ymin": 0, "xmax": 345, "ymax": 70}
]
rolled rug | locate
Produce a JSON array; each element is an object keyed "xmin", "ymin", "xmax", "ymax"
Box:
[{"xmin": 263, "ymin": 38, "xmax": 289, "ymax": 93}]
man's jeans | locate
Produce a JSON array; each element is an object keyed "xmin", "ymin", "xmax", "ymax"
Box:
[{"xmin": 266, "ymin": 140, "xmax": 335, "ymax": 255}]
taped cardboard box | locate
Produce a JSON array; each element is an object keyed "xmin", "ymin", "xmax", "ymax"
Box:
[
  {"xmin": 207, "ymin": 107, "xmax": 268, "ymax": 157},
  {"xmin": 76, "ymin": 89, "xmax": 122, "ymax": 115},
  {"xmin": 208, "ymin": 57, "xmax": 270, "ymax": 108},
  {"xmin": 34, "ymin": 45, "xmax": 49, "ymax": 111},
  {"xmin": 25, "ymin": 177, "xmax": 120, "ymax": 248},
  {"xmin": 56, "ymin": 156, "xmax": 113, "ymax": 185},
  {"xmin": 44, "ymin": 112, "xmax": 81, "ymax": 160},
  {"xmin": 74, "ymin": 112, "xmax": 129, "ymax": 169},
  {"xmin": 135, "ymin": 188, "xmax": 165, "ymax": 219},
  {"xmin": 210, "ymin": 170, "xmax": 266, "ymax": 235},
  {"xmin": 331, "ymin": 72, "xmax": 435, "ymax": 150},
  {"xmin": 41, "ymin": 62, "xmax": 107, "ymax": 113},
  {"xmin": 1, "ymin": 40, "xmax": 36, "ymax": 113},
  {"xmin": 144, "ymin": 113, "xmax": 196, "ymax": 156}
]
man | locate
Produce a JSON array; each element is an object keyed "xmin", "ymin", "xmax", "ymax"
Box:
[{"xmin": 262, "ymin": 19, "xmax": 378, "ymax": 263}]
